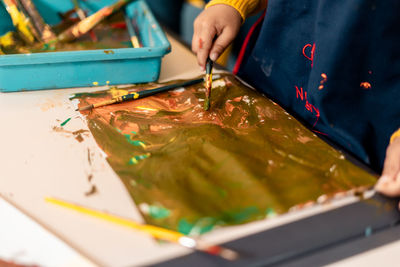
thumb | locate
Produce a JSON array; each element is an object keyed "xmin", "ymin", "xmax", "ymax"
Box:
[
  {"xmin": 375, "ymin": 140, "xmax": 400, "ymax": 193},
  {"xmin": 209, "ymin": 27, "xmax": 237, "ymax": 62}
]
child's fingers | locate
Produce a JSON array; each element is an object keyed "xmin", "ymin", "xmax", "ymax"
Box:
[
  {"xmin": 192, "ymin": 18, "xmax": 217, "ymax": 69},
  {"xmin": 375, "ymin": 139, "xmax": 400, "ymax": 196},
  {"xmin": 375, "ymin": 172, "xmax": 400, "ymax": 197},
  {"xmin": 197, "ymin": 26, "xmax": 217, "ymax": 69},
  {"xmin": 382, "ymin": 139, "xmax": 400, "ymax": 179},
  {"xmin": 209, "ymin": 27, "xmax": 237, "ymax": 61}
]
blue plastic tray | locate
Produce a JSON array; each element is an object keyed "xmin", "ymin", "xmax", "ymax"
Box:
[{"xmin": 0, "ymin": 0, "xmax": 171, "ymax": 92}]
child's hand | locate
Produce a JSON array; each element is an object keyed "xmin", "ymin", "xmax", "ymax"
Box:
[
  {"xmin": 192, "ymin": 4, "xmax": 242, "ymax": 70},
  {"xmin": 375, "ymin": 138, "xmax": 400, "ymax": 207}
]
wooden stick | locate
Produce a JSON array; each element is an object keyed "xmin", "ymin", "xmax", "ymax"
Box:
[
  {"xmin": 45, "ymin": 196, "xmax": 239, "ymax": 261},
  {"xmin": 18, "ymin": 0, "xmax": 56, "ymax": 42},
  {"xmin": 77, "ymin": 75, "xmax": 222, "ymax": 111},
  {"xmin": 1, "ymin": 0, "xmax": 36, "ymax": 44},
  {"xmin": 123, "ymin": 9, "xmax": 140, "ymax": 48},
  {"xmin": 56, "ymin": 0, "xmax": 135, "ymax": 43},
  {"xmin": 71, "ymin": 0, "xmax": 98, "ymax": 42}
]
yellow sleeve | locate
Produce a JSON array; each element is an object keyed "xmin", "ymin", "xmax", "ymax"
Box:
[
  {"xmin": 390, "ymin": 128, "xmax": 400, "ymax": 144},
  {"xmin": 205, "ymin": 0, "xmax": 267, "ymax": 20}
]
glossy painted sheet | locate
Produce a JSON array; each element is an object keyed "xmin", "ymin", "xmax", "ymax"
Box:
[{"xmin": 72, "ymin": 74, "xmax": 376, "ymax": 235}]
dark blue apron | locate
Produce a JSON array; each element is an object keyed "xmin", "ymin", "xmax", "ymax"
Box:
[{"xmin": 236, "ymin": 0, "xmax": 400, "ymax": 172}]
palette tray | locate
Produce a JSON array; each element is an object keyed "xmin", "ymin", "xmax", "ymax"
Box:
[{"xmin": 0, "ymin": 0, "xmax": 171, "ymax": 92}]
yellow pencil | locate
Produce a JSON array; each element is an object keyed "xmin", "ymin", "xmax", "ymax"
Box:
[{"xmin": 45, "ymin": 197, "xmax": 239, "ymax": 261}]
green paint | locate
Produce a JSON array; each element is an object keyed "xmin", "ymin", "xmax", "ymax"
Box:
[
  {"xmin": 225, "ymin": 206, "xmax": 259, "ymax": 223},
  {"xmin": 149, "ymin": 205, "xmax": 171, "ymax": 219},
  {"xmin": 191, "ymin": 217, "xmax": 216, "ymax": 234},
  {"xmin": 216, "ymin": 187, "xmax": 228, "ymax": 198},
  {"xmin": 203, "ymin": 98, "xmax": 210, "ymax": 111},
  {"xmin": 128, "ymin": 154, "xmax": 150, "ymax": 165},
  {"xmin": 178, "ymin": 219, "xmax": 194, "ymax": 235},
  {"xmin": 266, "ymin": 208, "xmax": 277, "ymax": 218},
  {"xmin": 132, "ymin": 140, "xmax": 145, "ymax": 146},
  {"xmin": 124, "ymin": 134, "xmax": 145, "ymax": 147},
  {"xmin": 124, "ymin": 134, "xmax": 134, "ymax": 144},
  {"xmin": 177, "ymin": 217, "xmax": 216, "ymax": 235},
  {"xmin": 60, "ymin": 117, "xmax": 71, "ymax": 127},
  {"xmin": 75, "ymin": 74, "xmax": 377, "ymax": 234}
]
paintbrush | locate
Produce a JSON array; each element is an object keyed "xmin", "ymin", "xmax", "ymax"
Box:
[
  {"xmin": 204, "ymin": 57, "xmax": 213, "ymax": 110},
  {"xmin": 71, "ymin": 0, "xmax": 98, "ymax": 42},
  {"xmin": 56, "ymin": 0, "xmax": 134, "ymax": 43},
  {"xmin": 45, "ymin": 197, "xmax": 239, "ymax": 261},
  {"xmin": 123, "ymin": 8, "xmax": 141, "ymax": 48},
  {"xmin": 72, "ymin": 0, "xmax": 86, "ymax": 21},
  {"xmin": 18, "ymin": 0, "xmax": 56, "ymax": 42},
  {"xmin": 77, "ymin": 75, "xmax": 221, "ymax": 111},
  {"xmin": 1, "ymin": 0, "xmax": 36, "ymax": 44}
]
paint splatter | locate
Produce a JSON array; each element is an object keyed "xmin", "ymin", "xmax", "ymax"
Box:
[
  {"xmin": 87, "ymin": 148, "xmax": 92, "ymax": 165},
  {"xmin": 360, "ymin": 82, "xmax": 371, "ymax": 90},
  {"xmin": 178, "ymin": 218, "xmax": 216, "ymax": 235},
  {"xmin": 75, "ymin": 133, "xmax": 84, "ymax": 142},
  {"xmin": 85, "ymin": 185, "xmax": 97, "ymax": 196},
  {"xmin": 227, "ymin": 206, "xmax": 259, "ymax": 223},
  {"xmin": 124, "ymin": 134, "xmax": 146, "ymax": 148},
  {"xmin": 128, "ymin": 153, "xmax": 150, "ymax": 165},
  {"xmin": 199, "ymin": 38, "xmax": 203, "ymax": 49},
  {"xmin": 149, "ymin": 205, "xmax": 171, "ymax": 219},
  {"xmin": 318, "ymin": 73, "xmax": 327, "ymax": 90},
  {"xmin": 60, "ymin": 117, "xmax": 71, "ymax": 127},
  {"xmin": 178, "ymin": 219, "xmax": 194, "ymax": 235},
  {"xmin": 266, "ymin": 208, "xmax": 277, "ymax": 218}
]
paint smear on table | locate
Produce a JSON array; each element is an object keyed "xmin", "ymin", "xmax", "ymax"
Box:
[{"xmin": 71, "ymin": 74, "xmax": 376, "ymax": 234}]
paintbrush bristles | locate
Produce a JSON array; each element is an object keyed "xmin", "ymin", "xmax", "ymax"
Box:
[
  {"xmin": 203, "ymin": 58, "xmax": 213, "ymax": 111},
  {"xmin": 76, "ymin": 104, "xmax": 93, "ymax": 111},
  {"xmin": 124, "ymin": 9, "xmax": 141, "ymax": 48}
]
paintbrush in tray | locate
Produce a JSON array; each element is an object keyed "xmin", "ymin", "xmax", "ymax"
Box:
[
  {"xmin": 204, "ymin": 57, "xmax": 214, "ymax": 110},
  {"xmin": 18, "ymin": 0, "xmax": 56, "ymax": 42},
  {"xmin": 56, "ymin": 0, "xmax": 135, "ymax": 43},
  {"xmin": 71, "ymin": 0, "xmax": 98, "ymax": 42},
  {"xmin": 76, "ymin": 74, "xmax": 222, "ymax": 111},
  {"xmin": 123, "ymin": 8, "xmax": 141, "ymax": 48},
  {"xmin": 45, "ymin": 197, "xmax": 240, "ymax": 261},
  {"xmin": 1, "ymin": 0, "xmax": 37, "ymax": 44}
]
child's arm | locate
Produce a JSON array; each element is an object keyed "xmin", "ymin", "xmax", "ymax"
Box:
[
  {"xmin": 192, "ymin": 0, "xmax": 268, "ymax": 69},
  {"xmin": 375, "ymin": 128, "xmax": 400, "ymax": 202}
]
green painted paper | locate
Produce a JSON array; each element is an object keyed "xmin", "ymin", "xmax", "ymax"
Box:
[{"xmin": 72, "ymin": 74, "xmax": 376, "ymax": 234}]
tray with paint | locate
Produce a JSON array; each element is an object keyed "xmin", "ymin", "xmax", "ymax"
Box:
[{"xmin": 0, "ymin": 0, "xmax": 171, "ymax": 92}]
